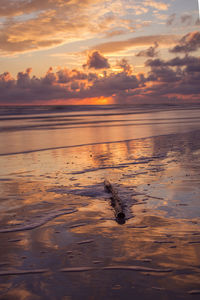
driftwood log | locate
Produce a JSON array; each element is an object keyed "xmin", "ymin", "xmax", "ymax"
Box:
[{"xmin": 104, "ymin": 179, "xmax": 125, "ymax": 220}]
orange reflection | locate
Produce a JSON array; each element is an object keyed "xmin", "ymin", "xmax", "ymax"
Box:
[{"xmin": 0, "ymin": 130, "xmax": 200, "ymax": 298}]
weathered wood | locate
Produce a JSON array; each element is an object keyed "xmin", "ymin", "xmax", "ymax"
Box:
[{"xmin": 104, "ymin": 179, "xmax": 125, "ymax": 219}]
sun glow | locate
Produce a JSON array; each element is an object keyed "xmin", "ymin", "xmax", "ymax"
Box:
[
  {"xmin": 47, "ymin": 96, "xmax": 114, "ymax": 105},
  {"xmin": 80, "ymin": 96, "xmax": 114, "ymax": 105}
]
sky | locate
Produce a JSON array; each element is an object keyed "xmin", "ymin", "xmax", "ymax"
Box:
[{"xmin": 0, "ymin": 0, "xmax": 200, "ymax": 105}]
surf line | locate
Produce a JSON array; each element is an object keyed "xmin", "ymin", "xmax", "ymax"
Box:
[{"xmin": 0, "ymin": 132, "xmax": 180, "ymax": 157}]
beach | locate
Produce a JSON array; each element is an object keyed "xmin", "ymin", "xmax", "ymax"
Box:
[{"xmin": 0, "ymin": 104, "xmax": 200, "ymax": 299}]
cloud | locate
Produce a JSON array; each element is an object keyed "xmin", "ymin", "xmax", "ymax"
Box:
[
  {"xmin": 136, "ymin": 42, "xmax": 159, "ymax": 57},
  {"xmin": 117, "ymin": 59, "xmax": 133, "ymax": 75},
  {"xmin": 0, "ymin": 28, "xmax": 199, "ymax": 105},
  {"xmin": 1, "ymin": 50, "xmax": 200, "ymax": 105},
  {"xmin": 0, "ymin": 0, "xmax": 174, "ymax": 55},
  {"xmin": 0, "ymin": 0, "xmax": 124, "ymax": 55},
  {"xmin": 0, "ymin": 0, "xmax": 51, "ymax": 17},
  {"xmin": 145, "ymin": 55, "xmax": 200, "ymax": 68},
  {"xmin": 170, "ymin": 31, "xmax": 200, "ymax": 53},
  {"xmin": 166, "ymin": 13, "xmax": 176, "ymax": 26},
  {"xmin": 144, "ymin": 1, "xmax": 169, "ymax": 11},
  {"xmin": 91, "ymin": 34, "xmax": 179, "ymax": 54},
  {"xmin": 140, "ymin": 53, "xmax": 200, "ymax": 102},
  {"xmin": 0, "ymin": 66, "xmax": 140, "ymax": 104},
  {"xmin": 167, "ymin": 13, "xmax": 196, "ymax": 27},
  {"xmin": 104, "ymin": 29, "xmax": 128, "ymax": 38},
  {"xmin": 0, "ymin": 0, "xmax": 171, "ymax": 55},
  {"xmin": 83, "ymin": 51, "xmax": 110, "ymax": 69},
  {"xmin": 0, "ymin": 0, "xmax": 104, "ymax": 18},
  {"xmin": 181, "ymin": 14, "xmax": 193, "ymax": 25}
]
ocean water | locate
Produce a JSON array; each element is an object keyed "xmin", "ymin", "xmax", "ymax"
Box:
[
  {"xmin": 1, "ymin": 104, "xmax": 200, "ymax": 155},
  {"xmin": 0, "ymin": 104, "xmax": 200, "ymax": 299}
]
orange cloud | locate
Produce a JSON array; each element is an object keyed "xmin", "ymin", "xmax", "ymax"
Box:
[
  {"xmin": 0, "ymin": 0, "xmax": 172, "ymax": 55},
  {"xmin": 144, "ymin": 1, "xmax": 169, "ymax": 11},
  {"xmin": 91, "ymin": 34, "xmax": 179, "ymax": 54},
  {"xmin": 0, "ymin": 0, "xmax": 111, "ymax": 54}
]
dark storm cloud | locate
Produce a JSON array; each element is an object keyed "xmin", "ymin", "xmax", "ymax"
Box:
[
  {"xmin": 142, "ymin": 53, "xmax": 200, "ymax": 102},
  {"xmin": 0, "ymin": 65, "xmax": 138, "ymax": 104},
  {"xmin": 1, "ymin": 57, "xmax": 199, "ymax": 104},
  {"xmin": 145, "ymin": 55, "xmax": 200, "ymax": 68},
  {"xmin": 83, "ymin": 51, "xmax": 110, "ymax": 69}
]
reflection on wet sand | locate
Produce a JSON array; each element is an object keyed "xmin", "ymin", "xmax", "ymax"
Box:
[{"xmin": 0, "ymin": 130, "xmax": 200, "ymax": 299}]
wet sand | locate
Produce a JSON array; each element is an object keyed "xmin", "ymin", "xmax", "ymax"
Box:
[{"xmin": 0, "ymin": 106, "xmax": 200, "ymax": 299}]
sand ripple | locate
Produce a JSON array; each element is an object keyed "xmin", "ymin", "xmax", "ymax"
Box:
[{"xmin": 0, "ymin": 209, "xmax": 77, "ymax": 233}]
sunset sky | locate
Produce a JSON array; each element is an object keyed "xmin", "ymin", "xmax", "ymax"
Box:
[{"xmin": 0, "ymin": 0, "xmax": 200, "ymax": 105}]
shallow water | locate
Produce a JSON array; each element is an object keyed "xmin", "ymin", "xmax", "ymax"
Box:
[
  {"xmin": 0, "ymin": 105, "xmax": 200, "ymax": 299},
  {"xmin": 1, "ymin": 104, "xmax": 200, "ymax": 156}
]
